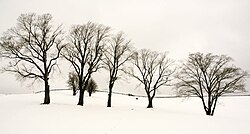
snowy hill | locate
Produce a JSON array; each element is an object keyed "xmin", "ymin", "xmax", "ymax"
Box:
[{"xmin": 0, "ymin": 91, "xmax": 250, "ymax": 134}]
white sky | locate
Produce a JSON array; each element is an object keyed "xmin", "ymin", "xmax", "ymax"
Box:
[{"xmin": 0, "ymin": 0, "xmax": 250, "ymax": 93}]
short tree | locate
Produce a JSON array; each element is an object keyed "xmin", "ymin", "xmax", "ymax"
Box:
[
  {"xmin": 176, "ymin": 52, "xmax": 248, "ymax": 116},
  {"xmin": 86, "ymin": 78, "xmax": 97, "ymax": 96},
  {"xmin": 67, "ymin": 72, "xmax": 78, "ymax": 96},
  {"xmin": 67, "ymin": 71, "xmax": 96, "ymax": 96},
  {"xmin": 127, "ymin": 49, "xmax": 174, "ymax": 108},
  {"xmin": 0, "ymin": 13, "xmax": 64, "ymax": 104}
]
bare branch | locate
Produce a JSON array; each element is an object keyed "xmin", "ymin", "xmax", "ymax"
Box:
[
  {"xmin": 127, "ymin": 49, "xmax": 174, "ymax": 108},
  {"xmin": 61, "ymin": 22, "xmax": 110, "ymax": 106},
  {"xmin": 0, "ymin": 13, "xmax": 64, "ymax": 104},
  {"xmin": 175, "ymin": 52, "xmax": 248, "ymax": 116}
]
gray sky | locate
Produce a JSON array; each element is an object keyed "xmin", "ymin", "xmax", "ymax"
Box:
[{"xmin": 0, "ymin": 0, "xmax": 250, "ymax": 94}]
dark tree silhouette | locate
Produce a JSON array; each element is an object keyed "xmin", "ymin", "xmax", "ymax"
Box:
[
  {"xmin": 176, "ymin": 52, "xmax": 248, "ymax": 116},
  {"xmin": 67, "ymin": 71, "xmax": 97, "ymax": 96},
  {"xmin": 127, "ymin": 49, "xmax": 174, "ymax": 108},
  {"xmin": 102, "ymin": 32, "xmax": 133, "ymax": 107},
  {"xmin": 0, "ymin": 13, "xmax": 64, "ymax": 104},
  {"xmin": 86, "ymin": 78, "xmax": 97, "ymax": 97},
  {"xmin": 61, "ymin": 22, "xmax": 110, "ymax": 106},
  {"xmin": 67, "ymin": 72, "xmax": 78, "ymax": 96}
]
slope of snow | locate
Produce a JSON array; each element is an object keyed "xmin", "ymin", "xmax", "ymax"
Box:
[{"xmin": 0, "ymin": 91, "xmax": 249, "ymax": 134}]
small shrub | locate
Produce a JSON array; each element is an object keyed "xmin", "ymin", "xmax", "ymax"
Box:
[
  {"xmin": 67, "ymin": 72, "xmax": 78, "ymax": 96},
  {"xmin": 86, "ymin": 79, "xmax": 98, "ymax": 96}
]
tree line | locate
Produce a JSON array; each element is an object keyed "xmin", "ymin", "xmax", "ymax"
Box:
[{"xmin": 0, "ymin": 13, "xmax": 248, "ymax": 116}]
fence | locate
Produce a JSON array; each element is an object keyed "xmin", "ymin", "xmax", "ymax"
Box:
[{"xmin": 35, "ymin": 88, "xmax": 250, "ymax": 98}]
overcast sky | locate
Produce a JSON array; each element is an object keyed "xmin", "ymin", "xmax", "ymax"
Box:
[{"xmin": 0, "ymin": 0, "xmax": 250, "ymax": 93}]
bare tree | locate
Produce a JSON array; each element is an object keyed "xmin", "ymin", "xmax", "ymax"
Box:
[
  {"xmin": 127, "ymin": 49, "xmax": 174, "ymax": 108},
  {"xmin": 61, "ymin": 22, "xmax": 110, "ymax": 106},
  {"xmin": 102, "ymin": 32, "xmax": 133, "ymax": 107},
  {"xmin": 176, "ymin": 52, "xmax": 248, "ymax": 116},
  {"xmin": 0, "ymin": 13, "xmax": 64, "ymax": 104}
]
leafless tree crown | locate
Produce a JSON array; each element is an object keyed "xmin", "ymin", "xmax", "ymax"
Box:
[
  {"xmin": 0, "ymin": 13, "xmax": 64, "ymax": 82},
  {"xmin": 127, "ymin": 49, "xmax": 174, "ymax": 108},
  {"xmin": 102, "ymin": 31, "xmax": 134, "ymax": 107},
  {"xmin": 0, "ymin": 13, "xmax": 64, "ymax": 104},
  {"xmin": 103, "ymin": 32, "xmax": 133, "ymax": 80},
  {"xmin": 176, "ymin": 52, "xmax": 248, "ymax": 115},
  {"xmin": 61, "ymin": 22, "xmax": 110, "ymax": 105},
  {"xmin": 62, "ymin": 22, "xmax": 110, "ymax": 77}
]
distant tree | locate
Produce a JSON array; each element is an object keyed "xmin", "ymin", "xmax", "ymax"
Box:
[
  {"xmin": 67, "ymin": 71, "xmax": 96, "ymax": 96},
  {"xmin": 127, "ymin": 49, "xmax": 174, "ymax": 108},
  {"xmin": 86, "ymin": 78, "xmax": 97, "ymax": 96},
  {"xmin": 0, "ymin": 13, "xmax": 64, "ymax": 104},
  {"xmin": 67, "ymin": 72, "xmax": 78, "ymax": 96},
  {"xmin": 176, "ymin": 52, "xmax": 248, "ymax": 116},
  {"xmin": 61, "ymin": 22, "xmax": 110, "ymax": 106},
  {"xmin": 102, "ymin": 32, "xmax": 133, "ymax": 107}
]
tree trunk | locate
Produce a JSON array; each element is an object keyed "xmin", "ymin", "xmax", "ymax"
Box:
[
  {"xmin": 145, "ymin": 88, "xmax": 154, "ymax": 108},
  {"xmin": 147, "ymin": 98, "xmax": 153, "ymax": 108},
  {"xmin": 206, "ymin": 110, "xmax": 211, "ymax": 116},
  {"xmin": 43, "ymin": 79, "xmax": 50, "ymax": 104},
  {"xmin": 200, "ymin": 96, "xmax": 213, "ymax": 116},
  {"xmin": 78, "ymin": 88, "xmax": 84, "ymax": 106},
  {"xmin": 107, "ymin": 92, "xmax": 112, "ymax": 107},
  {"xmin": 89, "ymin": 91, "xmax": 92, "ymax": 97},
  {"xmin": 107, "ymin": 83, "xmax": 114, "ymax": 107},
  {"xmin": 77, "ymin": 79, "xmax": 84, "ymax": 106},
  {"xmin": 73, "ymin": 86, "xmax": 77, "ymax": 96},
  {"xmin": 77, "ymin": 76, "xmax": 84, "ymax": 106},
  {"xmin": 205, "ymin": 105, "xmax": 213, "ymax": 116},
  {"xmin": 211, "ymin": 97, "xmax": 218, "ymax": 116},
  {"xmin": 147, "ymin": 94, "xmax": 153, "ymax": 108},
  {"xmin": 205, "ymin": 93, "xmax": 213, "ymax": 116}
]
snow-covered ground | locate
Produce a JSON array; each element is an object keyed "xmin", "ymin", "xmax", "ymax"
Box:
[{"xmin": 0, "ymin": 91, "xmax": 249, "ymax": 134}]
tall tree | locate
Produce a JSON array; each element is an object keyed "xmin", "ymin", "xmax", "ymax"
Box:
[
  {"xmin": 61, "ymin": 22, "xmax": 110, "ymax": 106},
  {"xmin": 0, "ymin": 13, "xmax": 64, "ymax": 104},
  {"xmin": 176, "ymin": 52, "xmax": 248, "ymax": 116},
  {"xmin": 102, "ymin": 32, "xmax": 133, "ymax": 107},
  {"xmin": 127, "ymin": 49, "xmax": 174, "ymax": 108}
]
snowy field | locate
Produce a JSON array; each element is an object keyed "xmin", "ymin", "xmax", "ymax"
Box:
[{"xmin": 0, "ymin": 91, "xmax": 250, "ymax": 134}]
